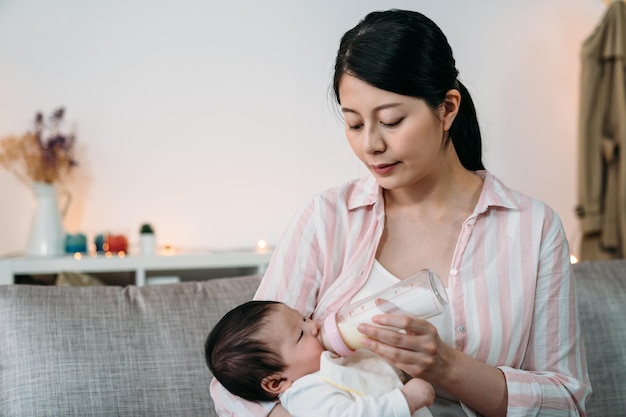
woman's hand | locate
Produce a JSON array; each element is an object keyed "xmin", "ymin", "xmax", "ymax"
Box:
[
  {"xmin": 358, "ymin": 313, "xmax": 508, "ymax": 417},
  {"xmin": 358, "ymin": 314, "xmax": 453, "ymax": 385}
]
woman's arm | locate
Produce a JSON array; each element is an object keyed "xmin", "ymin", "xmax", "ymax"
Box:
[
  {"xmin": 358, "ymin": 316, "xmax": 507, "ymax": 417},
  {"xmin": 254, "ymin": 198, "xmax": 323, "ymax": 313},
  {"xmin": 268, "ymin": 404, "xmax": 291, "ymax": 417},
  {"xmin": 210, "ymin": 378, "xmax": 278, "ymax": 417},
  {"xmin": 358, "ymin": 211, "xmax": 591, "ymax": 416},
  {"xmin": 500, "ymin": 220, "xmax": 591, "ymax": 414}
]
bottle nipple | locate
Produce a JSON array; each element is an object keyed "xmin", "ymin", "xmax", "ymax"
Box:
[{"xmin": 322, "ymin": 314, "xmax": 355, "ymax": 356}]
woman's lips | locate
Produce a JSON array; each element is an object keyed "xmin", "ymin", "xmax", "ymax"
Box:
[{"xmin": 371, "ymin": 162, "xmax": 399, "ymax": 175}]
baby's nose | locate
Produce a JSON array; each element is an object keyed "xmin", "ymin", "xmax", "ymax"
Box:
[{"xmin": 308, "ymin": 319, "xmax": 322, "ymax": 335}]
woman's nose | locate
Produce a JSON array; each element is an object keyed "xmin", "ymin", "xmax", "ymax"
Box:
[{"xmin": 363, "ymin": 126, "xmax": 386, "ymax": 154}]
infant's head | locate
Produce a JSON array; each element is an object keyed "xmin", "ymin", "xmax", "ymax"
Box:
[{"xmin": 205, "ymin": 300, "xmax": 325, "ymax": 401}]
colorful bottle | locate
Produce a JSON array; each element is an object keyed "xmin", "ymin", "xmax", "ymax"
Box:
[{"xmin": 322, "ymin": 269, "xmax": 448, "ymax": 356}]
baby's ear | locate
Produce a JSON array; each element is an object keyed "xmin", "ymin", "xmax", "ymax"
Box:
[{"xmin": 261, "ymin": 374, "xmax": 292, "ymax": 395}]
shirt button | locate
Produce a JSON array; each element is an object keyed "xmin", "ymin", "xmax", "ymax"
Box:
[
  {"xmin": 457, "ymin": 325, "xmax": 466, "ymax": 333},
  {"xmin": 450, "ymin": 268, "xmax": 458, "ymax": 276}
]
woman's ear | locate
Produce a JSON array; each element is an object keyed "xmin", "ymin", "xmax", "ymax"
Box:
[
  {"xmin": 442, "ymin": 89, "xmax": 461, "ymax": 131},
  {"xmin": 261, "ymin": 374, "xmax": 292, "ymax": 395}
]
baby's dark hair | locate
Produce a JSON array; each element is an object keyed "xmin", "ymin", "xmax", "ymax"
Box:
[{"xmin": 205, "ymin": 300, "xmax": 285, "ymax": 402}]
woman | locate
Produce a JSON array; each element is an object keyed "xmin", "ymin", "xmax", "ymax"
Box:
[{"xmin": 211, "ymin": 9, "xmax": 591, "ymax": 417}]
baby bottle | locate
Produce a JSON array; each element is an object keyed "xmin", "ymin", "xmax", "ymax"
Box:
[{"xmin": 322, "ymin": 269, "xmax": 448, "ymax": 356}]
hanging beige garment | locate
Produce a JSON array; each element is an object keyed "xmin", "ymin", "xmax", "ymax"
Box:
[{"xmin": 577, "ymin": 2, "xmax": 626, "ymax": 259}]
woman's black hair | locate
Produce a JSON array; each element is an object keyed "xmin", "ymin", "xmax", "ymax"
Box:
[
  {"xmin": 204, "ymin": 300, "xmax": 285, "ymax": 402},
  {"xmin": 333, "ymin": 9, "xmax": 484, "ymax": 171}
]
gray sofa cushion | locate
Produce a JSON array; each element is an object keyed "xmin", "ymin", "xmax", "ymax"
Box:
[
  {"xmin": 1, "ymin": 261, "xmax": 624, "ymax": 416},
  {"xmin": 0, "ymin": 275, "xmax": 260, "ymax": 417},
  {"xmin": 574, "ymin": 260, "xmax": 626, "ymax": 417}
]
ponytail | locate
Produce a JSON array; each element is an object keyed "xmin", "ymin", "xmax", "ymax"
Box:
[{"xmin": 450, "ymin": 81, "xmax": 484, "ymax": 171}]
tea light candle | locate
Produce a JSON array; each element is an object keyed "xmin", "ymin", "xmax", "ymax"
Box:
[{"xmin": 256, "ymin": 239, "xmax": 269, "ymax": 254}]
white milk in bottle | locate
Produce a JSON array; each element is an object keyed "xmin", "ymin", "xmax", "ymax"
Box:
[{"xmin": 321, "ymin": 269, "xmax": 448, "ymax": 356}]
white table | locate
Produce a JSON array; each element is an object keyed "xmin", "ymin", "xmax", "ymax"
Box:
[{"xmin": 0, "ymin": 251, "xmax": 272, "ymax": 286}]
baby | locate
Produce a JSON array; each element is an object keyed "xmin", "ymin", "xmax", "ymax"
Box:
[{"xmin": 205, "ymin": 300, "xmax": 434, "ymax": 417}]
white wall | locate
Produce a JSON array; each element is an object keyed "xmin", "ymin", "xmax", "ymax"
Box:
[{"xmin": 0, "ymin": 0, "xmax": 608, "ymax": 256}]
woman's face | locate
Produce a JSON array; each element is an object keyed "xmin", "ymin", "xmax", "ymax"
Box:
[{"xmin": 338, "ymin": 74, "xmax": 454, "ymax": 191}]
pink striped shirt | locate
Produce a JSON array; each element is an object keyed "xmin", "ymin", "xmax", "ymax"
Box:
[{"xmin": 211, "ymin": 171, "xmax": 592, "ymax": 416}]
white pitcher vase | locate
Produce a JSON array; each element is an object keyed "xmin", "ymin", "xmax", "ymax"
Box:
[{"xmin": 26, "ymin": 182, "xmax": 71, "ymax": 257}]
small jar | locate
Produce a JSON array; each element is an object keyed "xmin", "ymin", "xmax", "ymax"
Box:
[{"xmin": 322, "ymin": 269, "xmax": 448, "ymax": 356}]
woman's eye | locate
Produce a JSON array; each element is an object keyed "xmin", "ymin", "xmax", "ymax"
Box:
[
  {"xmin": 381, "ymin": 118, "xmax": 402, "ymax": 127},
  {"xmin": 347, "ymin": 123, "xmax": 363, "ymax": 131}
]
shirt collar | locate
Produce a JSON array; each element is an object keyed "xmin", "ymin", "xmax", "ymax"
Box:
[
  {"xmin": 474, "ymin": 170, "xmax": 521, "ymax": 215},
  {"xmin": 347, "ymin": 175, "xmax": 381, "ymax": 211}
]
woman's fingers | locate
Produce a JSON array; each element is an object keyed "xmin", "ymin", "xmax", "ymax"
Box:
[
  {"xmin": 358, "ymin": 314, "xmax": 435, "ymax": 343},
  {"xmin": 357, "ymin": 314, "xmax": 440, "ymax": 377},
  {"xmin": 361, "ymin": 335, "xmax": 435, "ymax": 377}
]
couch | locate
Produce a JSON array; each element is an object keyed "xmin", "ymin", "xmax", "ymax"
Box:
[{"xmin": 0, "ymin": 260, "xmax": 624, "ymax": 416}]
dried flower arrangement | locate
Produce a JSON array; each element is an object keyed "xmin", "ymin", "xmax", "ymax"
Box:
[{"xmin": 0, "ymin": 108, "xmax": 77, "ymax": 185}]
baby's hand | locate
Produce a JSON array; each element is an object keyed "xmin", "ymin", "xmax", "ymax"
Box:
[{"xmin": 400, "ymin": 378, "xmax": 435, "ymax": 414}]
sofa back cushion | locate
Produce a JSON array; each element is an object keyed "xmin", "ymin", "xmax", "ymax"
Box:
[
  {"xmin": 0, "ymin": 275, "xmax": 260, "ymax": 417},
  {"xmin": 574, "ymin": 260, "xmax": 626, "ymax": 417}
]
